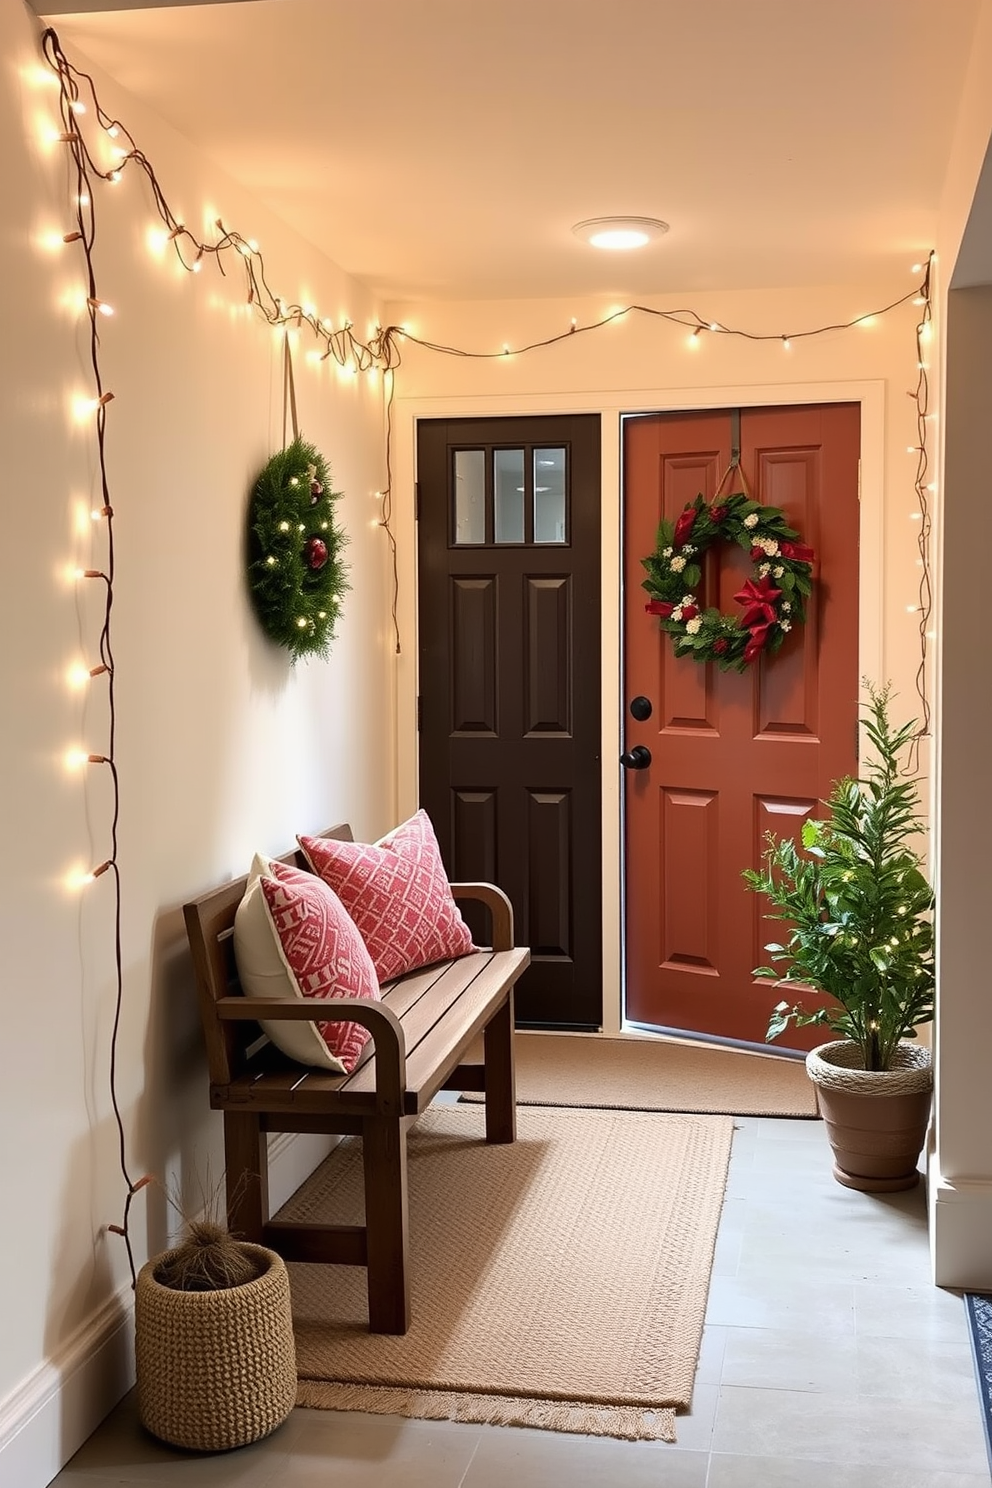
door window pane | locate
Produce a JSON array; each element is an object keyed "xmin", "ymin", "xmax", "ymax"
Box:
[
  {"xmin": 453, "ymin": 449, "xmax": 485, "ymax": 544},
  {"xmin": 494, "ymin": 449, "xmax": 525, "ymax": 543},
  {"xmin": 534, "ymin": 447, "xmax": 567, "ymax": 543}
]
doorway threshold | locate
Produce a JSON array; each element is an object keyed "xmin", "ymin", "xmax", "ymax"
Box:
[{"xmin": 622, "ymin": 1020, "xmax": 808, "ymax": 1061}]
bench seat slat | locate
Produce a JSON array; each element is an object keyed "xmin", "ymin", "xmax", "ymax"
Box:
[
  {"xmin": 344, "ymin": 952, "xmax": 500, "ymax": 1098},
  {"xmin": 401, "ymin": 949, "xmax": 528, "ymax": 1111}
]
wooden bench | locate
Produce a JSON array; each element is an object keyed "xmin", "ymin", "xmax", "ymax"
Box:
[{"xmin": 182, "ymin": 826, "xmax": 529, "ymax": 1334}]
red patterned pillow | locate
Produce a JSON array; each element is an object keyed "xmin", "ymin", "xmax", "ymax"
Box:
[
  {"xmin": 257, "ymin": 860, "xmax": 380, "ymax": 1073},
  {"xmin": 298, "ymin": 810, "xmax": 474, "ymax": 983}
]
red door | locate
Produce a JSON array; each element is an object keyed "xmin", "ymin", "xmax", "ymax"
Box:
[{"xmin": 623, "ymin": 404, "xmax": 860, "ymax": 1049}]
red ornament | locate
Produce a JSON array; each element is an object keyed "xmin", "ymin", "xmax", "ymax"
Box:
[
  {"xmin": 304, "ymin": 536, "xmax": 328, "ymax": 571},
  {"xmin": 310, "ymin": 479, "xmax": 323, "ymax": 505}
]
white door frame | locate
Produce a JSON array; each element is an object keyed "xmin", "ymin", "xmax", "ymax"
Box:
[{"xmin": 391, "ymin": 379, "xmax": 884, "ymax": 1036}]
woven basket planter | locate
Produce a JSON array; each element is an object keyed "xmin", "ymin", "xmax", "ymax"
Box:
[
  {"xmin": 135, "ymin": 1243, "xmax": 297, "ymax": 1451},
  {"xmin": 806, "ymin": 1040, "xmax": 933, "ymax": 1193}
]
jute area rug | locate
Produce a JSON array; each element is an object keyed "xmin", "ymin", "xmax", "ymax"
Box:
[
  {"xmin": 461, "ymin": 1033, "xmax": 819, "ymax": 1118},
  {"xmin": 286, "ymin": 1104, "xmax": 734, "ymax": 1441}
]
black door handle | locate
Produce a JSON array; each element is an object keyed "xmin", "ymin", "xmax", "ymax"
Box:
[{"xmin": 620, "ymin": 744, "xmax": 652, "ymax": 771}]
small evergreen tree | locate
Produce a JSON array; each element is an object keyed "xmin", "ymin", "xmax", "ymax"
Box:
[{"xmin": 742, "ymin": 683, "xmax": 934, "ymax": 1071}]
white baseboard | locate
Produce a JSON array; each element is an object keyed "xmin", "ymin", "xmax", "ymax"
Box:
[
  {"xmin": 0, "ymin": 1130, "xmax": 339, "ymax": 1488},
  {"xmin": 0, "ymin": 1286, "xmax": 134, "ymax": 1488},
  {"xmin": 928, "ymin": 1157, "xmax": 992, "ymax": 1288},
  {"xmin": 267, "ymin": 1127, "xmax": 340, "ymax": 1212}
]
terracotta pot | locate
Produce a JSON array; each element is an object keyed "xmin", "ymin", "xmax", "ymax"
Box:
[{"xmin": 805, "ymin": 1040, "xmax": 933, "ymax": 1193}]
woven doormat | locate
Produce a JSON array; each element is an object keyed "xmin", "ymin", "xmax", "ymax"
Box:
[
  {"xmin": 283, "ymin": 1104, "xmax": 734, "ymax": 1441},
  {"xmin": 461, "ymin": 1032, "xmax": 819, "ymax": 1118}
]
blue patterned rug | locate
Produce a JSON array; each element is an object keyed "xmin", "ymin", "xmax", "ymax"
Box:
[{"xmin": 965, "ymin": 1293, "xmax": 992, "ymax": 1473}]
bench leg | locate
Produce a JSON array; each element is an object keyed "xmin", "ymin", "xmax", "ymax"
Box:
[
  {"xmin": 362, "ymin": 1117, "xmax": 411, "ymax": 1334},
  {"xmin": 484, "ymin": 991, "xmax": 516, "ymax": 1145},
  {"xmin": 223, "ymin": 1111, "xmax": 268, "ymax": 1243}
]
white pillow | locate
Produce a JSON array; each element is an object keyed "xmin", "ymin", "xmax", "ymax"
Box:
[{"xmin": 232, "ymin": 852, "xmax": 353, "ymax": 1071}]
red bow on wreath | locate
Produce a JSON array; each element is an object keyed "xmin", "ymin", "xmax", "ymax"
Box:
[
  {"xmin": 743, "ymin": 623, "xmax": 772, "ymax": 665},
  {"xmin": 779, "ymin": 540, "xmax": 815, "ymax": 564},
  {"xmin": 734, "ymin": 574, "xmax": 782, "ymax": 630},
  {"xmin": 645, "ymin": 599, "xmax": 675, "ymax": 617}
]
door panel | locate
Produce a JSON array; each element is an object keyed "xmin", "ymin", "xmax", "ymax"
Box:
[
  {"xmin": 418, "ymin": 414, "xmax": 602, "ymax": 1028},
  {"xmin": 623, "ymin": 403, "xmax": 860, "ymax": 1049}
]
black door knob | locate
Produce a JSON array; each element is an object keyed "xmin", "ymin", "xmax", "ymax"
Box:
[
  {"xmin": 629, "ymin": 695, "xmax": 653, "ymax": 722},
  {"xmin": 620, "ymin": 744, "xmax": 652, "ymax": 771}
]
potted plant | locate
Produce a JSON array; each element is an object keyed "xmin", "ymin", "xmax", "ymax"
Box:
[
  {"xmin": 134, "ymin": 1218, "xmax": 297, "ymax": 1451},
  {"xmin": 742, "ymin": 682, "xmax": 935, "ymax": 1191}
]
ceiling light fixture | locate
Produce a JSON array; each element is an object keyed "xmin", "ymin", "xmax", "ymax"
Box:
[{"xmin": 571, "ymin": 216, "xmax": 669, "ymax": 251}]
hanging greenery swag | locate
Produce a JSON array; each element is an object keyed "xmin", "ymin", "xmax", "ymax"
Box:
[
  {"xmin": 246, "ymin": 335, "xmax": 348, "ymax": 661},
  {"xmin": 246, "ymin": 435, "xmax": 349, "ymax": 662},
  {"xmin": 641, "ymin": 488, "xmax": 814, "ymax": 672}
]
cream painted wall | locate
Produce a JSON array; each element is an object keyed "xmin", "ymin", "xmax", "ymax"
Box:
[
  {"xmin": 0, "ymin": 0, "xmax": 392, "ymax": 1446},
  {"xmin": 385, "ymin": 285, "xmax": 930, "ymax": 1033},
  {"xmin": 929, "ymin": 0, "xmax": 992, "ymax": 1288}
]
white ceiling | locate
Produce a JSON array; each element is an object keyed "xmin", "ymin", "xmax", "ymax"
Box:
[{"xmin": 40, "ymin": 0, "xmax": 983, "ymax": 303}]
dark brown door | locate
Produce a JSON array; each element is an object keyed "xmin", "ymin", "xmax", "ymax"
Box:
[
  {"xmin": 623, "ymin": 403, "xmax": 860, "ymax": 1049},
  {"xmin": 418, "ymin": 415, "xmax": 602, "ymax": 1028}
]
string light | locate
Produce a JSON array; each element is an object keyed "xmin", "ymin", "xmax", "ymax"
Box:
[
  {"xmin": 905, "ymin": 251, "xmax": 935, "ymax": 767},
  {"xmin": 41, "ymin": 27, "xmax": 137, "ymax": 1284}
]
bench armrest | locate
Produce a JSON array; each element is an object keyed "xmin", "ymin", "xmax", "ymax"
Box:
[
  {"xmin": 448, "ymin": 882, "xmax": 514, "ymax": 951},
  {"xmin": 215, "ymin": 996, "xmax": 405, "ymax": 1114}
]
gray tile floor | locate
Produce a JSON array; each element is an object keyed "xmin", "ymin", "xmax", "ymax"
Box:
[{"xmin": 54, "ymin": 1114, "xmax": 990, "ymax": 1487}]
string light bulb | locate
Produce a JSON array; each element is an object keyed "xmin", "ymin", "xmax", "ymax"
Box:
[
  {"xmin": 782, "ymin": 336, "xmax": 791, "ymax": 350},
  {"xmin": 87, "ymin": 297, "xmax": 114, "ymax": 316}
]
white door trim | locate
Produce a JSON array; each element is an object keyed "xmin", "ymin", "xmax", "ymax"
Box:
[{"xmin": 393, "ymin": 380, "xmax": 884, "ymax": 1036}]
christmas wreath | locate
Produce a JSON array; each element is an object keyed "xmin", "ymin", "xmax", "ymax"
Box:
[
  {"xmin": 246, "ymin": 435, "xmax": 349, "ymax": 662},
  {"xmin": 641, "ymin": 491, "xmax": 814, "ymax": 672}
]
